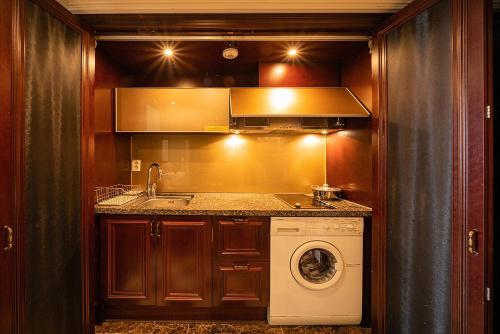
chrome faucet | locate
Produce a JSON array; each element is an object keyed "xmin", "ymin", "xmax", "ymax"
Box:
[{"xmin": 146, "ymin": 163, "xmax": 163, "ymax": 198}]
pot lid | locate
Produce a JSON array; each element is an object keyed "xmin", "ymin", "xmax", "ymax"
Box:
[{"xmin": 312, "ymin": 184, "xmax": 341, "ymax": 192}]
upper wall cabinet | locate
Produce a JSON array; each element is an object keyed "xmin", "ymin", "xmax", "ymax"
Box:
[
  {"xmin": 115, "ymin": 88, "xmax": 230, "ymax": 133},
  {"xmin": 230, "ymin": 87, "xmax": 370, "ymax": 117}
]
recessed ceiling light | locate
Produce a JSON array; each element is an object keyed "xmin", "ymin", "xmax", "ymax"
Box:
[
  {"xmin": 163, "ymin": 48, "xmax": 174, "ymax": 57},
  {"xmin": 288, "ymin": 48, "xmax": 298, "ymax": 56}
]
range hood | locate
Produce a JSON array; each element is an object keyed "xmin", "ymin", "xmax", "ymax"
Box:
[
  {"xmin": 230, "ymin": 87, "xmax": 370, "ymax": 118},
  {"xmin": 229, "ymin": 117, "xmax": 345, "ymax": 134}
]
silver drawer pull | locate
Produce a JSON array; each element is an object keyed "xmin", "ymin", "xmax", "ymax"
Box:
[
  {"xmin": 233, "ymin": 218, "xmax": 249, "ymax": 224},
  {"xmin": 277, "ymin": 227, "xmax": 300, "ymax": 233},
  {"xmin": 233, "ymin": 263, "xmax": 250, "ymax": 271}
]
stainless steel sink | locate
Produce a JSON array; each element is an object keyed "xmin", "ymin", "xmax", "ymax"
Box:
[{"xmin": 140, "ymin": 194, "xmax": 193, "ymax": 208}]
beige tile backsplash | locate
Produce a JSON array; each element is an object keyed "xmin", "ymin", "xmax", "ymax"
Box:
[{"xmin": 131, "ymin": 134, "xmax": 326, "ymax": 193}]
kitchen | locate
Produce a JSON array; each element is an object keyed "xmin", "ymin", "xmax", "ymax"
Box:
[{"xmin": 0, "ymin": 0, "xmax": 497, "ymax": 334}]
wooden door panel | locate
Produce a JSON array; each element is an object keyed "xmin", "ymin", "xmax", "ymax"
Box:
[
  {"xmin": 103, "ymin": 219, "xmax": 155, "ymax": 305},
  {"xmin": 157, "ymin": 220, "xmax": 211, "ymax": 307},
  {"xmin": 0, "ymin": 0, "xmax": 14, "ymax": 332},
  {"xmin": 213, "ymin": 260, "xmax": 269, "ymax": 307},
  {"xmin": 214, "ymin": 218, "xmax": 269, "ymax": 259},
  {"xmin": 372, "ymin": 0, "xmax": 492, "ymax": 333}
]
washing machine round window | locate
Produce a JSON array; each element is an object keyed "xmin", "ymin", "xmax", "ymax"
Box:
[{"xmin": 290, "ymin": 241, "xmax": 344, "ymax": 290}]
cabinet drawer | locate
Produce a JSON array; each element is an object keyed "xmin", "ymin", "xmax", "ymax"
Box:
[
  {"xmin": 214, "ymin": 217, "xmax": 269, "ymax": 259},
  {"xmin": 213, "ymin": 260, "xmax": 269, "ymax": 307}
]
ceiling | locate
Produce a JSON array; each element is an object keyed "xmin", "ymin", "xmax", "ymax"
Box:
[
  {"xmin": 57, "ymin": 0, "xmax": 413, "ymax": 14},
  {"xmin": 98, "ymin": 40, "xmax": 368, "ymax": 75},
  {"xmin": 96, "ymin": 40, "xmax": 368, "ymax": 87}
]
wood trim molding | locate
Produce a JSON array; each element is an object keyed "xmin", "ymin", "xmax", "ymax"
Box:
[
  {"xmin": 451, "ymin": 1, "xmax": 466, "ymax": 332},
  {"xmin": 486, "ymin": 2, "xmax": 494, "ymax": 334},
  {"xmin": 79, "ymin": 13, "xmax": 390, "ymax": 35},
  {"xmin": 57, "ymin": 0, "xmax": 411, "ymax": 14},
  {"xmin": 12, "ymin": 0, "xmax": 26, "ymax": 333},
  {"xmin": 452, "ymin": 1, "xmax": 491, "ymax": 333},
  {"xmin": 372, "ymin": 0, "xmax": 444, "ymax": 34},
  {"xmin": 370, "ymin": 32, "xmax": 387, "ymax": 334},
  {"xmin": 81, "ymin": 31, "xmax": 95, "ymax": 334}
]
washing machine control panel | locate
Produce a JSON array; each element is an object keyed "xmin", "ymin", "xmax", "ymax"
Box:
[{"xmin": 305, "ymin": 218, "xmax": 363, "ymax": 236}]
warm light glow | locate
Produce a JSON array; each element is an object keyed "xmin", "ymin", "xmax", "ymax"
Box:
[
  {"xmin": 272, "ymin": 64, "xmax": 286, "ymax": 77},
  {"xmin": 288, "ymin": 48, "xmax": 298, "ymax": 56},
  {"xmin": 321, "ymin": 130, "xmax": 328, "ymax": 135},
  {"xmin": 233, "ymin": 130, "xmax": 241, "ymax": 134},
  {"xmin": 269, "ymin": 88, "xmax": 294, "ymax": 112},
  {"xmin": 177, "ymin": 81, "xmax": 194, "ymax": 88},
  {"xmin": 302, "ymin": 134, "xmax": 320, "ymax": 146},
  {"xmin": 163, "ymin": 48, "xmax": 174, "ymax": 57},
  {"xmin": 225, "ymin": 134, "xmax": 244, "ymax": 148}
]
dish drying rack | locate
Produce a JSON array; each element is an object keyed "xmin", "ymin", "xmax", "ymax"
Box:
[{"xmin": 95, "ymin": 185, "xmax": 143, "ymax": 206}]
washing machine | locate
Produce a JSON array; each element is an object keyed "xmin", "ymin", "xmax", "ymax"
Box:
[{"xmin": 268, "ymin": 216, "xmax": 363, "ymax": 325}]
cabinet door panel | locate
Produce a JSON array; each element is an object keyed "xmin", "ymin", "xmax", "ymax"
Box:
[
  {"xmin": 115, "ymin": 88, "xmax": 230, "ymax": 132},
  {"xmin": 213, "ymin": 260, "xmax": 269, "ymax": 307},
  {"xmin": 157, "ymin": 220, "xmax": 211, "ymax": 306},
  {"xmin": 103, "ymin": 219, "xmax": 155, "ymax": 305},
  {"xmin": 215, "ymin": 218, "xmax": 269, "ymax": 259}
]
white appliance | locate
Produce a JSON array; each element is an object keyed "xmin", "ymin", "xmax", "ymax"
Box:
[{"xmin": 268, "ymin": 217, "xmax": 363, "ymax": 325}]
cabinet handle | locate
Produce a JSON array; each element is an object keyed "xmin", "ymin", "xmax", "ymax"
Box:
[
  {"xmin": 3, "ymin": 226, "xmax": 13, "ymax": 252},
  {"xmin": 232, "ymin": 218, "xmax": 249, "ymax": 224},
  {"xmin": 150, "ymin": 220, "xmax": 155, "ymax": 238},
  {"xmin": 233, "ymin": 263, "xmax": 250, "ymax": 271},
  {"xmin": 156, "ymin": 221, "xmax": 161, "ymax": 238}
]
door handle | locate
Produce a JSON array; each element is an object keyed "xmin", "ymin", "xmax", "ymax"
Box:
[
  {"xmin": 3, "ymin": 226, "xmax": 13, "ymax": 252},
  {"xmin": 468, "ymin": 229, "xmax": 479, "ymax": 255}
]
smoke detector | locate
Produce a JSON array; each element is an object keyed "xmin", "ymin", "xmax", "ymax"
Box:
[{"xmin": 222, "ymin": 42, "xmax": 238, "ymax": 60}]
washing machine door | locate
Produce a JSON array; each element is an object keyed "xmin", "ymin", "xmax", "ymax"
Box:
[{"xmin": 290, "ymin": 241, "xmax": 344, "ymax": 290}]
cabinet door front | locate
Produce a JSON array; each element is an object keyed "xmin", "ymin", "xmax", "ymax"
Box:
[
  {"xmin": 103, "ymin": 219, "xmax": 155, "ymax": 305},
  {"xmin": 213, "ymin": 260, "xmax": 269, "ymax": 307},
  {"xmin": 157, "ymin": 220, "xmax": 211, "ymax": 306},
  {"xmin": 215, "ymin": 218, "xmax": 269, "ymax": 259}
]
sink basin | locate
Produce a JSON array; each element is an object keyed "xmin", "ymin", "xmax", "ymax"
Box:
[{"xmin": 140, "ymin": 194, "xmax": 193, "ymax": 208}]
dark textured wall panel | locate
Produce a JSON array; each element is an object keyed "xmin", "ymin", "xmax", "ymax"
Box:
[
  {"xmin": 24, "ymin": 2, "xmax": 82, "ymax": 333},
  {"xmin": 386, "ymin": 0, "xmax": 452, "ymax": 333}
]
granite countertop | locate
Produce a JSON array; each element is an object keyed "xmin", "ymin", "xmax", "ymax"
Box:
[{"xmin": 94, "ymin": 192, "xmax": 372, "ymax": 217}]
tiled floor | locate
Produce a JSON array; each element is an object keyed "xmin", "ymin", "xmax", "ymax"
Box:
[{"xmin": 95, "ymin": 321, "xmax": 371, "ymax": 334}]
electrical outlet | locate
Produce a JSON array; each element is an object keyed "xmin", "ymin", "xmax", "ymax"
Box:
[{"xmin": 131, "ymin": 160, "xmax": 141, "ymax": 172}]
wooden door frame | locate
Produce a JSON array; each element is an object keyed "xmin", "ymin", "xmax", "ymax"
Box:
[
  {"xmin": 11, "ymin": 0, "xmax": 95, "ymax": 333},
  {"xmin": 371, "ymin": 0, "xmax": 493, "ymax": 333}
]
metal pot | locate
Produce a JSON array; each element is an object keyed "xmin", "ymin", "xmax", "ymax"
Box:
[{"xmin": 311, "ymin": 184, "xmax": 342, "ymax": 200}]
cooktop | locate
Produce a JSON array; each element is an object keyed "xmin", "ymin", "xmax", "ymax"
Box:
[{"xmin": 274, "ymin": 193, "xmax": 336, "ymax": 209}]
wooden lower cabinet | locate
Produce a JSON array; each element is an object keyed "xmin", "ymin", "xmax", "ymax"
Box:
[
  {"xmin": 100, "ymin": 215, "xmax": 269, "ymax": 319},
  {"xmin": 102, "ymin": 218, "xmax": 155, "ymax": 306},
  {"xmin": 213, "ymin": 260, "xmax": 269, "ymax": 307},
  {"xmin": 156, "ymin": 220, "xmax": 212, "ymax": 307}
]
